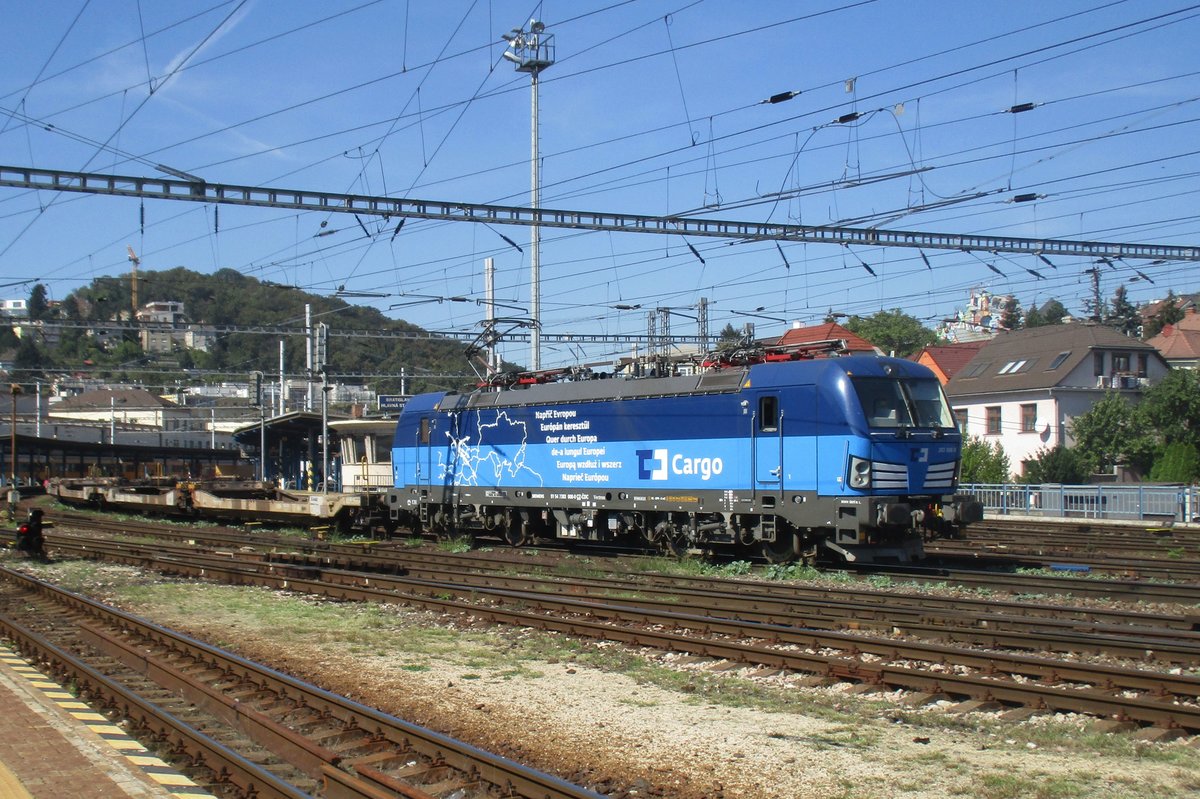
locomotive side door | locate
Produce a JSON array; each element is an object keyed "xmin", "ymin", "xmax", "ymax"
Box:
[
  {"xmin": 753, "ymin": 393, "xmax": 783, "ymax": 493},
  {"xmin": 415, "ymin": 415, "xmax": 433, "ymax": 492}
]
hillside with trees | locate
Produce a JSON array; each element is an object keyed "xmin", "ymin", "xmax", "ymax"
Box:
[{"xmin": 12, "ymin": 268, "xmax": 495, "ymax": 394}]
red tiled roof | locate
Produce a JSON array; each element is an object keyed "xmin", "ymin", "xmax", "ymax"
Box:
[
  {"xmin": 776, "ymin": 322, "xmax": 877, "ymax": 354},
  {"xmin": 913, "ymin": 341, "xmax": 987, "ymax": 382},
  {"xmin": 1147, "ymin": 312, "xmax": 1200, "ymax": 361}
]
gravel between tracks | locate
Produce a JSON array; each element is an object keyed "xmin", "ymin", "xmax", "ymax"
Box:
[{"xmin": 8, "ymin": 555, "xmax": 1200, "ymax": 799}]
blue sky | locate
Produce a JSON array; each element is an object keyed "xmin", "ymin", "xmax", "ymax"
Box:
[{"xmin": 1, "ymin": 0, "xmax": 1198, "ymax": 371}]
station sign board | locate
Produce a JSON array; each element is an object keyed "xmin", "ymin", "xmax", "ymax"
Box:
[{"xmin": 377, "ymin": 394, "xmax": 408, "ymax": 412}]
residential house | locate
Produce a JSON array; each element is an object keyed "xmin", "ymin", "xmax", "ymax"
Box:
[
  {"xmin": 0, "ymin": 299, "xmax": 27, "ymax": 317},
  {"xmin": 50, "ymin": 387, "xmax": 190, "ymax": 431},
  {"xmin": 137, "ymin": 300, "xmax": 187, "ymax": 354},
  {"xmin": 1146, "ymin": 308, "xmax": 1200, "ymax": 369},
  {"xmin": 772, "ymin": 321, "xmax": 879, "ymax": 354},
  {"xmin": 944, "ymin": 323, "xmax": 1169, "ymax": 477},
  {"xmin": 911, "ymin": 341, "xmax": 986, "ymax": 385},
  {"xmin": 1140, "ymin": 292, "xmax": 1199, "ymax": 336}
]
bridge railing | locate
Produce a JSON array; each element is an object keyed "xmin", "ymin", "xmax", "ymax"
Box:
[{"xmin": 960, "ymin": 483, "xmax": 1197, "ymax": 523}]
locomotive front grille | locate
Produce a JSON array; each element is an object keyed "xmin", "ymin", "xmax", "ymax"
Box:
[
  {"xmin": 872, "ymin": 459, "xmax": 957, "ymax": 492},
  {"xmin": 923, "ymin": 461, "xmax": 957, "ymax": 490},
  {"xmin": 871, "ymin": 461, "xmax": 907, "ymax": 491}
]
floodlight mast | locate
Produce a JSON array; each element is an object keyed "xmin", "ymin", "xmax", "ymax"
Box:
[{"xmin": 501, "ymin": 19, "xmax": 555, "ymax": 371}]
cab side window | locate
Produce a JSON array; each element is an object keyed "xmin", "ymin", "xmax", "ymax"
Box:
[{"xmin": 759, "ymin": 396, "xmax": 779, "ymax": 432}]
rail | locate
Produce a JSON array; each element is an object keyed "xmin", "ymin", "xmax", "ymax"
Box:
[{"xmin": 960, "ymin": 483, "xmax": 1199, "ymax": 523}]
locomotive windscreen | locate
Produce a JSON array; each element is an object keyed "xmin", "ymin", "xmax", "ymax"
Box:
[{"xmin": 851, "ymin": 377, "xmax": 955, "ymax": 430}]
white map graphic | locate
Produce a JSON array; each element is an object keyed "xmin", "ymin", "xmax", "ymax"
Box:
[{"xmin": 436, "ymin": 411, "xmax": 544, "ymax": 486}]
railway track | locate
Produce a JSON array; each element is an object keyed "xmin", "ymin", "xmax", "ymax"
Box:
[
  {"xmin": 13, "ymin": 525, "xmax": 1200, "ymax": 737},
  {"xmin": 36, "ymin": 525, "xmax": 1200, "ymax": 664},
  {"xmin": 39, "ymin": 508, "xmax": 1200, "ymax": 604},
  {"xmin": 929, "ymin": 517, "xmax": 1200, "ymax": 579},
  {"xmin": 0, "ymin": 565, "xmax": 607, "ymax": 799}
]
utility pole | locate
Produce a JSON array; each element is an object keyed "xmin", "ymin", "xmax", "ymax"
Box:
[
  {"xmin": 305, "ymin": 304, "xmax": 313, "ymax": 412},
  {"xmin": 502, "ymin": 19, "xmax": 555, "ymax": 370},
  {"xmin": 278, "ymin": 340, "xmax": 286, "ymax": 416},
  {"xmin": 9, "ymin": 383, "xmax": 19, "ymax": 486},
  {"xmin": 484, "ymin": 256, "xmax": 499, "ymax": 377},
  {"xmin": 315, "ymin": 322, "xmax": 330, "ymax": 494}
]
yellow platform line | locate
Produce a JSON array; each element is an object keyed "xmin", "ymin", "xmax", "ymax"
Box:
[{"xmin": 0, "ymin": 643, "xmax": 215, "ymax": 799}]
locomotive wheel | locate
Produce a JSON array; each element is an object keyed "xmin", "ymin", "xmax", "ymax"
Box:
[
  {"xmin": 655, "ymin": 531, "xmax": 686, "ymax": 559},
  {"xmin": 760, "ymin": 531, "xmax": 798, "ymax": 564}
]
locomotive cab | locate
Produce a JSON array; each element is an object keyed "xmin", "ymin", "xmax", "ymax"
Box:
[{"xmin": 829, "ymin": 365, "xmax": 981, "ymax": 558}]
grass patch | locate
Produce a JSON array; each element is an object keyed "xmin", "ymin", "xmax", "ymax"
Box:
[
  {"xmin": 435, "ymin": 537, "xmax": 474, "ymax": 554},
  {"xmin": 961, "ymin": 770, "xmax": 1095, "ymax": 799}
]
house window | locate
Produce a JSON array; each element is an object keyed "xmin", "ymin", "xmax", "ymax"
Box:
[
  {"xmin": 1047, "ymin": 351, "xmax": 1071, "ymax": 370},
  {"xmin": 1093, "ymin": 352, "xmax": 1105, "ymax": 376},
  {"xmin": 1021, "ymin": 404, "xmax": 1037, "ymax": 433},
  {"xmin": 986, "ymin": 406, "xmax": 1002, "ymax": 436},
  {"xmin": 961, "ymin": 361, "xmax": 992, "ymax": 378},
  {"xmin": 1112, "ymin": 353, "xmax": 1130, "ymax": 374},
  {"xmin": 1137, "ymin": 353, "xmax": 1148, "ymax": 377},
  {"xmin": 952, "ymin": 407, "xmax": 967, "ymax": 435}
]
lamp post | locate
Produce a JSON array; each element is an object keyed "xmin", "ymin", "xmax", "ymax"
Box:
[{"xmin": 501, "ymin": 19, "xmax": 555, "ymax": 371}]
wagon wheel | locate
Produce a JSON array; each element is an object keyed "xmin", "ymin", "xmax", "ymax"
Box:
[{"xmin": 760, "ymin": 530, "xmax": 798, "ymax": 564}]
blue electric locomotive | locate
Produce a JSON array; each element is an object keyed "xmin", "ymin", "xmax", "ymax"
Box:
[{"xmin": 385, "ymin": 354, "xmax": 982, "ymax": 562}]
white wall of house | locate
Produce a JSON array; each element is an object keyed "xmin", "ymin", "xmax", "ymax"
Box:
[{"xmin": 950, "ymin": 337, "xmax": 1172, "ymax": 478}]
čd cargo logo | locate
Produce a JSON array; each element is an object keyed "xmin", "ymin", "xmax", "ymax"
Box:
[{"xmin": 636, "ymin": 449, "xmax": 724, "ymax": 481}]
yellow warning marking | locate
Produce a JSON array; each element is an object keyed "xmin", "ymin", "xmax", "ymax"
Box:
[
  {"xmin": 127, "ymin": 755, "xmax": 167, "ymax": 766},
  {"xmin": 0, "ymin": 643, "xmax": 215, "ymax": 797},
  {"xmin": 0, "ymin": 760, "xmax": 33, "ymax": 799}
]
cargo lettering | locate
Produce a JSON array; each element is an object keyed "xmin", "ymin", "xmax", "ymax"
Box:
[
  {"xmin": 637, "ymin": 449, "xmax": 724, "ymax": 481},
  {"xmin": 672, "ymin": 454, "xmax": 723, "ymax": 480}
]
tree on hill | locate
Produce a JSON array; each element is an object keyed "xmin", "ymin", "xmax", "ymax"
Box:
[
  {"xmin": 1024, "ymin": 298, "xmax": 1068, "ymax": 328},
  {"xmin": 1104, "ymin": 284, "xmax": 1140, "ymax": 337},
  {"xmin": 27, "ymin": 283, "xmax": 49, "ymax": 321},
  {"xmin": 716, "ymin": 322, "xmax": 747, "ymax": 349},
  {"xmin": 1143, "ymin": 290, "xmax": 1185, "ymax": 339},
  {"xmin": 999, "ymin": 296, "xmax": 1022, "ymax": 330},
  {"xmin": 58, "ymin": 267, "xmax": 480, "ymax": 393},
  {"xmin": 843, "ymin": 309, "xmax": 936, "ymax": 357}
]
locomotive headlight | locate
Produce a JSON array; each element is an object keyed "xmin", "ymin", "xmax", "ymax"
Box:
[{"xmin": 848, "ymin": 456, "xmax": 872, "ymax": 489}]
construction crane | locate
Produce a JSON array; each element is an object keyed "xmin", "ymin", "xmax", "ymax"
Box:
[{"xmin": 126, "ymin": 245, "xmax": 140, "ymax": 318}]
